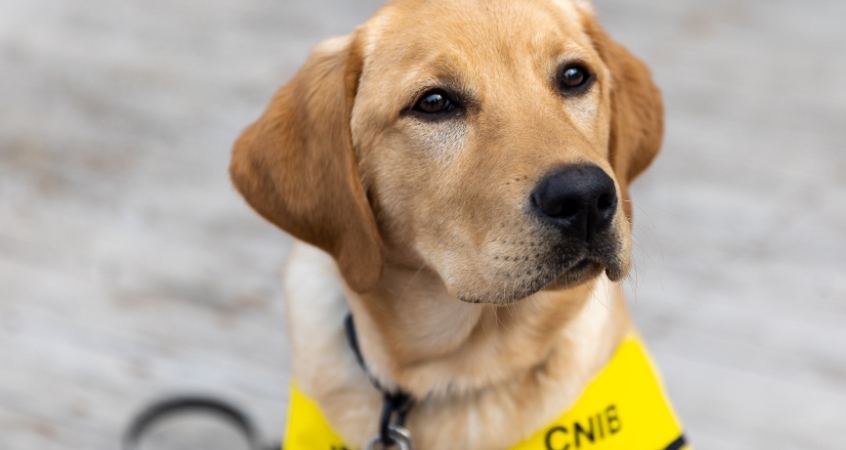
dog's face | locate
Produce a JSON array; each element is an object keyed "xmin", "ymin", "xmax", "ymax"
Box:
[
  {"xmin": 230, "ymin": 0, "xmax": 663, "ymax": 304},
  {"xmin": 353, "ymin": 0, "xmax": 634, "ymax": 303}
]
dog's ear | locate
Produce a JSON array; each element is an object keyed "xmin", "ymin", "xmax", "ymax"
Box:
[
  {"xmin": 229, "ymin": 34, "xmax": 383, "ymax": 293},
  {"xmin": 583, "ymin": 16, "xmax": 664, "ymax": 219}
]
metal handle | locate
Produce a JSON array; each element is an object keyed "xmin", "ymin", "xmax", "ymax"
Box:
[{"xmin": 364, "ymin": 425, "xmax": 413, "ymax": 450}]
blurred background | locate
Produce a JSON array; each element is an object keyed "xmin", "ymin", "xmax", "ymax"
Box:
[{"xmin": 1, "ymin": 0, "xmax": 844, "ymax": 448}]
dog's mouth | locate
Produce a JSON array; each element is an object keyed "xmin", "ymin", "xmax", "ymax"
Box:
[
  {"xmin": 456, "ymin": 226, "xmax": 628, "ymax": 304},
  {"xmin": 542, "ymin": 258, "xmax": 606, "ymax": 292},
  {"xmin": 569, "ymin": 258, "xmax": 595, "ymax": 273},
  {"xmin": 530, "ymin": 236, "xmax": 629, "ymax": 297},
  {"xmin": 455, "ymin": 255, "xmax": 617, "ymax": 305}
]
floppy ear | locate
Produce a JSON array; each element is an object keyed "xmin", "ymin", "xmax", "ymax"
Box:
[
  {"xmin": 229, "ymin": 34, "xmax": 384, "ymax": 293},
  {"xmin": 584, "ymin": 17, "xmax": 664, "ymax": 219}
]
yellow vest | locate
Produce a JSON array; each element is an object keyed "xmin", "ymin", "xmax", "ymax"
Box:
[{"xmin": 284, "ymin": 335, "xmax": 689, "ymax": 450}]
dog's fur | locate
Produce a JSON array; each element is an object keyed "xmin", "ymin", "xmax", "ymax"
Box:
[{"xmin": 230, "ymin": 0, "xmax": 663, "ymax": 448}]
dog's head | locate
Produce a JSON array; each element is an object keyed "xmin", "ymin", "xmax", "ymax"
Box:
[{"xmin": 230, "ymin": 0, "xmax": 662, "ymax": 304}]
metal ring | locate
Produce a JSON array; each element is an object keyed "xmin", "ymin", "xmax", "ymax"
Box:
[{"xmin": 364, "ymin": 425, "xmax": 413, "ymax": 450}]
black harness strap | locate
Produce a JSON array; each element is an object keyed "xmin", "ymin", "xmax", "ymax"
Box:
[
  {"xmin": 344, "ymin": 313, "xmax": 415, "ymax": 446},
  {"xmin": 663, "ymin": 434, "xmax": 688, "ymax": 450}
]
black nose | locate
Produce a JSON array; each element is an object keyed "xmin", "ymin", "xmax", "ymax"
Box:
[{"xmin": 531, "ymin": 165, "xmax": 618, "ymax": 241}]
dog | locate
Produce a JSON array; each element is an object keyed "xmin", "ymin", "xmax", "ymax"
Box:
[{"xmin": 230, "ymin": 0, "xmax": 686, "ymax": 448}]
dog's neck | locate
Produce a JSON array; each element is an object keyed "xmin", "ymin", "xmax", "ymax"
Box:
[
  {"xmin": 285, "ymin": 242, "xmax": 632, "ymax": 449},
  {"xmin": 344, "ymin": 263, "xmax": 631, "ymax": 400}
]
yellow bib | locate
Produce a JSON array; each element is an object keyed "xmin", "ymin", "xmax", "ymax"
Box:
[{"xmin": 284, "ymin": 335, "xmax": 689, "ymax": 450}]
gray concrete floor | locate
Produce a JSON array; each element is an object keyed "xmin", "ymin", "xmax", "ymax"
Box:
[{"xmin": 1, "ymin": 0, "xmax": 844, "ymax": 449}]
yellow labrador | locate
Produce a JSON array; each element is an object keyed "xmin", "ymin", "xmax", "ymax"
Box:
[{"xmin": 230, "ymin": 0, "xmax": 676, "ymax": 448}]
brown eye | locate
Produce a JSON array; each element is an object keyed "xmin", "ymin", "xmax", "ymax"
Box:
[
  {"xmin": 558, "ymin": 64, "xmax": 593, "ymax": 94},
  {"xmin": 412, "ymin": 90, "xmax": 457, "ymax": 116}
]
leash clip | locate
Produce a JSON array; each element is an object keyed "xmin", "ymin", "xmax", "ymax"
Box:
[
  {"xmin": 346, "ymin": 314, "xmax": 416, "ymax": 450},
  {"xmin": 365, "ymin": 424, "xmax": 413, "ymax": 450}
]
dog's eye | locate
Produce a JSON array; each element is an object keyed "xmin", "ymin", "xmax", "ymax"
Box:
[
  {"xmin": 412, "ymin": 90, "xmax": 457, "ymax": 116},
  {"xmin": 557, "ymin": 64, "xmax": 593, "ymax": 94}
]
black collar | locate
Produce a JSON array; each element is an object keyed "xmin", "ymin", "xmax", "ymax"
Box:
[{"xmin": 344, "ymin": 313, "xmax": 415, "ymax": 446}]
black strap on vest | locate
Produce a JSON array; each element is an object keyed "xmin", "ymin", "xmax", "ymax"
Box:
[{"xmin": 344, "ymin": 313, "xmax": 415, "ymax": 446}]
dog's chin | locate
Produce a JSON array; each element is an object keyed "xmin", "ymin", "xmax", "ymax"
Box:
[{"xmin": 455, "ymin": 258, "xmax": 623, "ymax": 305}]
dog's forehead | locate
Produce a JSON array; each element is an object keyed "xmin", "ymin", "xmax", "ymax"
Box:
[{"xmin": 359, "ymin": 0, "xmax": 594, "ymax": 76}]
